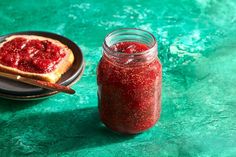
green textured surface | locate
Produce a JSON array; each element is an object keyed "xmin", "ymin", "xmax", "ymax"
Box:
[{"xmin": 0, "ymin": 0, "xmax": 236, "ymax": 156}]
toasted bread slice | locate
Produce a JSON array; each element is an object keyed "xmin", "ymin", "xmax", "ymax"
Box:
[{"xmin": 0, "ymin": 35, "xmax": 74, "ymax": 83}]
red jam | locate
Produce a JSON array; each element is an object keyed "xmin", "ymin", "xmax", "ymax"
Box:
[
  {"xmin": 97, "ymin": 40, "xmax": 162, "ymax": 134},
  {"xmin": 111, "ymin": 41, "xmax": 149, "ymax": 54},
  {"xmin": 0, "ymin": 37, "xmax": 66, "ymax": 73}
]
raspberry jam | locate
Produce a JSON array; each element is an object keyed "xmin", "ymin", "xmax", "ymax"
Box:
[
  {"xmin": 97, "ymin": 29, "xmax": 162, "ymax": 134},
  {"xmin": 110, "ymin": 41, "xmax": 149, "ymax": 54},
  {"xmin": 0, "ymin": 37, "xmax": 66, "ymax": 73}
]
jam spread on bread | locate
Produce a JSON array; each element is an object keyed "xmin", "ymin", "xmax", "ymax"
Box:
[{"xmin": 0, "ymin": 37, "xmax": 66, "ymax": 73}]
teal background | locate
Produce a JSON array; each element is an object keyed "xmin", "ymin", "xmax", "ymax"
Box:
[{"xmin": 0, "ymin": 0, "xmax": 236, "ymax": 156}]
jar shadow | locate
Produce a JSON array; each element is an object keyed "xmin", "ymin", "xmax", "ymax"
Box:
[{"xmin": 0, "ymin": 106, "xmax": 135, "ymax": 156}]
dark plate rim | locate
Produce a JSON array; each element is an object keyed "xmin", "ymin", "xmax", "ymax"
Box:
[{"xmin": 0, "ymin": 62, "xmax": 85, "ymax": 100}]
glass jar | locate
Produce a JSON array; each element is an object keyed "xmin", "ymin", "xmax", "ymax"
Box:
[{"xmin": 97, "ymin": 28, "xmax": 162, "ymax": 134}]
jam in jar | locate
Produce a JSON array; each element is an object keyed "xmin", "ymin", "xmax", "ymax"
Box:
[{"xmin": 97, "ymin": 28, "xmax": 162, "ymax": 134}]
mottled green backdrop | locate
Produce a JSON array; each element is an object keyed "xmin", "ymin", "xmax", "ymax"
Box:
[{"xmin": 0, "ymin": 0, "xmax": 236, "ymax": 156}]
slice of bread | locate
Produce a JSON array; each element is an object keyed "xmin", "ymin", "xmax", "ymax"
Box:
[{"xmin": 0, "ymin": 35, "xmax": 74, "ymax": 83}]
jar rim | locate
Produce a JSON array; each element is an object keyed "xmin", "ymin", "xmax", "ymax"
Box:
[{"xmin": 103, "ymin": 28, "xmax": 157, "ymax": 57}]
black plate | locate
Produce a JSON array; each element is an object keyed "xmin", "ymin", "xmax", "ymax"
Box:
[
  {"xmin": 0, "ymin": 65, "xmax": 85, "ymax": 100},
  {"xmin": 0, "ymin": 31, "xmax": 84, "ymax": 98}
]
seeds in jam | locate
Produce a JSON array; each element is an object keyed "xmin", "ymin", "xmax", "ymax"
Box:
[
  {"xmin": 110, "ymin": 41, "xmax": 149, "ymax": 54},
  {"xmin": 97, "ymin": 41, "xmax": 162, "ymax": 134},
  {"xmin": 0, "ymin": 37, "xmax": 66, "ymax": 73}
]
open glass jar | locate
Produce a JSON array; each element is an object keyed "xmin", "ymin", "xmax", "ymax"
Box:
[{"xmin": 97, "ymin": 28, "xmax": 162, "ymax": 134}]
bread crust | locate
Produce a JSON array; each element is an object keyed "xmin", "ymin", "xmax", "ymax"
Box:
[{"xmin": 0, "ymin": 35, "xmax": 74, "ymax": 83}]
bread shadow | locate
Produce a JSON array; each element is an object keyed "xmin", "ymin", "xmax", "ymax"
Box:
[{"xmin": 0, "ymin": 107, "xmax": 134, "ymax": 156}]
